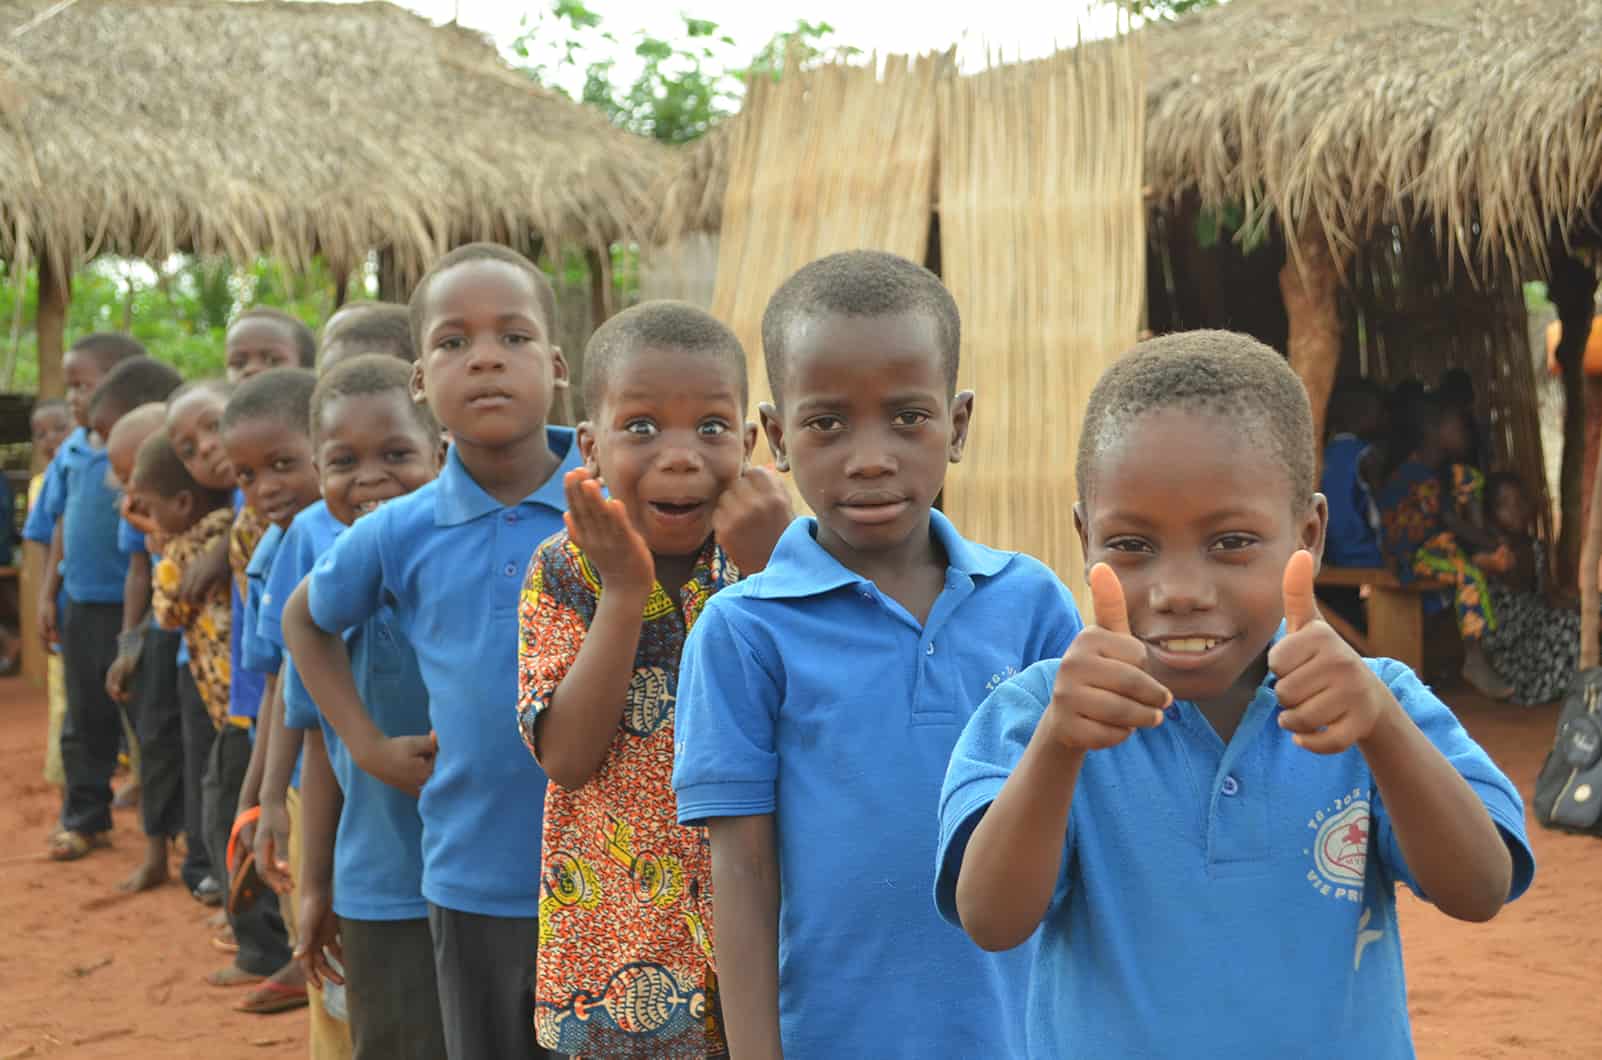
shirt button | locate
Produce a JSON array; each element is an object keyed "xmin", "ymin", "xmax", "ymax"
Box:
[
  {"xmin": 504, "ymin": 562, "xmax": 517, "ymax": 576},
  {"xmin": 1221, "ymin": 775, "xmax": 1241, "ymax": 797},
  {"xmin": 926, "ymin": 642, "xmax": 935, "ymax": 655},
  {"xmin": 504, "ymin": 513, "xmax": 518, "ymax": 523}
]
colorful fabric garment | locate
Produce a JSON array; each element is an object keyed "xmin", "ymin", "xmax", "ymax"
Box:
[
  {"xmin": 152, "ymin": 507, "xmax": 237, "ymax": 728},
  {"xmin": 518, "ymin": 531, "xmax": 731, "ymax": 1058},
  {"xmin": 229, "ymin": 504, "xmax": 268, "ymax": 604},
  {"xmin": 1378, "ymin": 461, "xmax": 1494, "ymax": 640}
]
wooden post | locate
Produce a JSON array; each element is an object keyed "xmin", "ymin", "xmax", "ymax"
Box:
[
  {"xmin": 1548, "ymin": 247, "xmax": 1598, "ymax": 587},
  {"xmin": 1580, "ymin": 426, "xmax": 1602, "ymax": 670},
  {"xmin": 1279, "ymin": 219, "xmax": 1345, "ymax": 463},
  {"xmin": 36, "ymin": 257, "xmax": 69, "ymax": 400}
]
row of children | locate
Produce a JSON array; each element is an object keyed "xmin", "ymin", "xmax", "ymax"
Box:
[
  {"xmin": 30, "ymin": 244, "xmax": 1533, "ymax": 1059},
  {"xmin": 1320, "ymin": 372, "xmax": 1584, "ymax": 705}
]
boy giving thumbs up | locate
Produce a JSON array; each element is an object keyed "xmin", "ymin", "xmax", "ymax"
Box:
[{"xmin": 932, "ymin": 332, "xmax": 1532, "ymax": 1059}]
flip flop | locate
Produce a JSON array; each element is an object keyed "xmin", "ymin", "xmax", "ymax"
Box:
[
  {"xmin": 48, "ymin": 831, "xmax": 109, "ymax": 862},
  {"xmin": 234, "ymin": 979, "xmax": 308, "ymax": 1015}
]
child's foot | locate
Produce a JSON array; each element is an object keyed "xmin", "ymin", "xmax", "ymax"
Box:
[
  {"xmin": 48, "ymin": 830, "xmax": 109, "ymax": 862},
  {"xmin": 205, "ymin": 965, "xmax": 265, "ymax": 988},
  {"xmin": 206, "ymin": 910, "xmax": 229, "ymax": 930},
  {"xmin": 190, "ymin": 875, "xmax": 224, "ymax": 906},
  {"xmin": 1462, "ymin": 647, "xmax": 1513, "ymax": 701},
  {"xmin": 112, "ymin": 781, "xmax": 142, "ymax": 811},
  {"xmin": 117, "ymin": 837, "xmax": 170, "ymax": 893},
  {"xmin": 235, "ymin": 961, "xmax": 308, "ymax": 1015}
]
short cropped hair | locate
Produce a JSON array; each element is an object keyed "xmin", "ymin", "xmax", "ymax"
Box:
[
  {"xmin": 220, "ymin": 367, "xmax": 317, "ymax": 438},
  {"xmin": 132, "ymin": 430, "xmax": 203, "ymax": 500},
  {"xmin": 1324, "ymin": 377, "xmax": 1384, "ymax": 438},
  {"xmin": 310, "ymin": 354, "xmax": 438, "ymax": 443},
  {"xmin": 69, "ymin": 332, "xmax": 148, "ymax": 371},
  {"xmin": 88, "ymin": 357, "xmax": 184, "ymax": 418},
  {"xmin": 408, "ymin": 243, "xmax": 558, "ymax": 353},
  {"xmin": 582, "ymin": 301, "xmax": 747, "ymax": 413},
  {"xmin": 232, "ymin": 307, "xmax": 317, "ymax": 368},
  {"xmin": 321, "ymin": 303, "xmax": 416, "ymax": 364},
  {"xmin": 760, "ymin": 250, "xmax": 960, "ymax": 403},
  {"xmin": 1077, "ymin": 330, "xmax": 1317, "ymax": 510}
]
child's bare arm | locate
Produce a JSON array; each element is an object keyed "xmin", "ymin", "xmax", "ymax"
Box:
[
  {"xmin": 36, "ymin": 525, "xmax": 64, "ymax": 649},
  {"xmin": 282, "ymin": 580, "xmax": 435, "ymax": 797},
  {"xmin": 708, "ymin": 814, "xmax": 785, "ymax": 1060},
  {"xmin": 233, "ymin": 673, "xmax": 277, "ymax": 860},
  {"xmin": 295, "ymin": 728, "xmax": 345, "ymax": 989},
  {"xmin": 108, "ymin": 551, "xmax": 152, "ymax": 703},
  {"xmin": 1273, "ymin": 551, "xmax": 1513, "ymax": 922},
  {"xmin": 533, "ymin": 469, "xmax": 653, "ymax": 790},
  {"xmin": 256, "ymin": 675, "xmax": 304, "ymax": 894},
  {"xmin": 179, "ymin": 534, "xmax": 229, "ymax": 604}
]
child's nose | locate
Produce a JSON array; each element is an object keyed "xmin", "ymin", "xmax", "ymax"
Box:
[
  {"xmin": 465, "ymin": 337, "xmax": 506, "ymax": 370},
  {"xmin": 1149, "ymin": 560, "xmax": 1217, "ymax": 614},
  {"xmin": 844, "ymin": 429, "xmax": 896, "ymax": 478}
]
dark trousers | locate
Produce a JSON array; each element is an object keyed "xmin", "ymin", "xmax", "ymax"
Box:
[
  {"xmin": 58, "ymin": 599, "xmax": 124, "ymax": 836},
  {"xmin": 203, "ymin": 723, "xmax": 291, "ymax": 976},
  {"xmin": 131, "ymin": 627, "xmax": 185, "ymax": 840},
  {"xmin": 341, "ymin": 916, "xmax": 449, "ymax": 1060},
  {"xmin": 177, "ymin": 668, "xmax": 215, "ymax": 890},
  {"xmin": 428, "ymin": 904, "xmax": 551, "ymax": 1060}
]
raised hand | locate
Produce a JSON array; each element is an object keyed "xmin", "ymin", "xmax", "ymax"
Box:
[
  {"xmin": 1270, "ymin": 549, "xmax": 1396, "ymax": 754},
  {"xmin": 562, "ymin": 467, "xmax": 655, "ymax": 595},
  {"xmin": 1044, "ymin": 564, "xmax": 1171, "ymax": 753},
  {"xmin": 712, "ymin": 465, "xmax": 792, "ymax": 574},
  {"xmin": 357, "ymin": 732, "xmax": 438, "ymax": 798}
]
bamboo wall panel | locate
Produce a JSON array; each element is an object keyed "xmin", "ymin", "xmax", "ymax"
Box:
[
  {"xmin": 708, "ymin": 56, "xmax": 946, "ymax": 485},
  {"xmin": 937, "ymin": 42, "xmax": 1146, "ymax": 604}
]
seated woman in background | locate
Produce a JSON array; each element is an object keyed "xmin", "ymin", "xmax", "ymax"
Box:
[
  {"xmin": 1317, "ymin": 379, "xmax": 1387, "ymax": 631},
  {"xmin": 1478, "ymin": 472, "xmax": 1585, "ymax": 705},
  {"xmin": 1378, "ymin": 394, "xmax": 1512, "ymax": 699}
]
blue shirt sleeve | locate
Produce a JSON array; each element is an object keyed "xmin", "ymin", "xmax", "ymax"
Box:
[
  {"xmin": 259, "ymin": 530, "xmax": 311, "ymax": 652},
  {"xmin": 117, "ymin": 518, "xmax": 147, "ymax": 558},
  {"xmin": 671, "ymin": 598, "xmax": 783, "ymax": 824},
  {"xmin": 306, "ymin": 507, "xmax": 387, "ymax": 635},
  {"xmin": 281, "ymin": 656, "xmax": 319, "ymax": 731},
  {"xmin": 1368, "ymin": 660, "xmax": 1535, "ymax": 902},
  {"xmin": 241, "ymin": 575, "xmax": 282, "ymax": 674},
  {"xmin": 933, "ymin": 657, "xmax": 1063, "ymax": 926},
  {"xmin": 22, "ymin": 456, "xmax": 65, "ymax": 544}
]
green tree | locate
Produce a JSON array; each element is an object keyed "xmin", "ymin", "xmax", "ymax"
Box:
[{"xmin": 1115, "ymin": 0, "xmax": 1223, "ymax": 21}]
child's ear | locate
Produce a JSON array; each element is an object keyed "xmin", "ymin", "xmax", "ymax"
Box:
[
  {"xmin": 1074, "ymin": 501, "xmax": 1091, "ymax": 578},
  {"xmin": 409, "ymin": 362, "xmax": 428, "ymax": 405},
  {"xmin": 1301, "ymin": 492, "xmax": 1329, "ymax": 570},
  {"xmin": 175, "ymin": 489, "xmax": 196, "ymax": 523},
  {"xmin": 758, "ymin": 402, "xmax": 788, "ymax": 472},
  {"xmin": 948, "ymin": 390, "xmax": 975, "ymax": 464},
  {"xmin": 741, "ymin": 421, "xmax": 758, "ymax": 464},
  {"xmin": 549, "ymin": 347, "xmax": 570, "ymax": 390},
  {"xmin": 576, "ymin": 421, "xmax": 601, "ymax": 475}
]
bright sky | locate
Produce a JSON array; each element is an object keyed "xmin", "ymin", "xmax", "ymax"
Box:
[{"xmin": 382, "ymin": 0, "xmax": 1124, "ymax": 95}]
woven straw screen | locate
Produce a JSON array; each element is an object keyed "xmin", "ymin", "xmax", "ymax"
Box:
[{"xmin": 938, "ymin": 42, "xmax": 1145, "ymax": 603}]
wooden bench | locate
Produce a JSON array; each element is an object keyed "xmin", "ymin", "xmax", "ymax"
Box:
[{"xmin": 1315, "ymin": 566, "xmax": 1452, "ymax": 673}]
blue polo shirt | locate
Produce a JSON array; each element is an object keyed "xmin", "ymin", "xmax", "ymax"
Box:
[
  {"xmin": 306, "ymin": 431, "xmax": 580, "ymax": 918},
  {"xmin": 935, "ymin": 655, "xmax": 1535, "ymax": 1058},
  {"xmin": 22, "ymin": 428, "xmax": 126, "ymax": 604},
  {"xmin": 1323, "ymin": 434, "xmax": 1384, "ymax": 568},
  {"xmin": 117, "ymin": 517, "xmax": 146, "ymax": 559},
  {"xmin": 258, "ymin": 501, "xmax": 341, "ymax": 659},
  {"xmin": 242, "ymin": 524, "xmax": 286, "ymax": 675},
  {"xmin": 672, "ymin": 511, "xmax": 1083, "ymax": 1059}
]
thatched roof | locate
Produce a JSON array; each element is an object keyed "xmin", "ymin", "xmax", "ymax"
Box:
[
  {"xmin": 0, "ymin": 0, "xmax": 671, "ymax": 281},
  {"xmin": 661, "ymin": 1, "xmax": 1602, "ymax": 272}
]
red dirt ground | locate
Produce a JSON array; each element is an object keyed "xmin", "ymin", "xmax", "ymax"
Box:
[{"xmin": 1, "ymin": 675, "xmax": 1599, "ymax": 1058}]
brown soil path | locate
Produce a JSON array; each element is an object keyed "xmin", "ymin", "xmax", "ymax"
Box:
[{"xmin": 1, "ymin": 677, "xmax": 1597, "ymax": 1057}]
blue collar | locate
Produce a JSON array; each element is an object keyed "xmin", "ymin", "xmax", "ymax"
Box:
[
  {"xmin": 433, "ymin": 427, "xmax": 578, "ymax": 527},
  {"xmin": 743, "ymin": 508, "xmax": 1011, "ymax": 601}
]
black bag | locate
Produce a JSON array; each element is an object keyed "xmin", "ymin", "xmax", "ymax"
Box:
[{"xmin": 1533, "ymin": 668, "xmax": 1602, "ymax": 835}]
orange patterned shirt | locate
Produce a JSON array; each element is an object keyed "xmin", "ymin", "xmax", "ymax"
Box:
[
  {"xmin": 518, "ymin": 532, "xmax": 733, "ymax": 1058},
  {"xmin": 152, "ymin": 507, "xmax": 237, "ymax": 729}
]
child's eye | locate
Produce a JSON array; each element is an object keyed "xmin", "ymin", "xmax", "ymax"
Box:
[
  {"xmin": 1105, "ymin": 537, "xmax": 1152, "ymax": 554},
  {"xmin": 1210, "ymin": 534, "xmax": 1258, "ymax": 552},
  {"xmin": 698, "ymin": 419, "xmax": 730, "ymax": 437},
  {"xmin": 437, "ymin": 336, "xmax": 466, "ymax": 352},
  {"xmin": 624, "ymin": 419, "xmax": 658, "ymax": 437},
  {"xmin": 328, "ymin": 455, "xmax": 354, "ymax": 470},
  {"xmin": 804, "ymin": 415, "xmax": 844, "ymax": 433},
  {"xmin": 892, "ymin": 410, "xmax": 932, "ymax": 427},
  {"xmin": 385, "ymin": 448, "xmax": 417, "ymax": 462},
  {"xmin": 504, "ymin": 333, "xmax": 533, "ymax": 346},
  {"xmin": 272, "ymin": 458, "xmax": 297, "ymax": 472}
]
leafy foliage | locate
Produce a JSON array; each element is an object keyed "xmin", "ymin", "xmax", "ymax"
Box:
[{"xmin": 1116, "ymin": 0, "xmax": 1223, "ymax": 21}]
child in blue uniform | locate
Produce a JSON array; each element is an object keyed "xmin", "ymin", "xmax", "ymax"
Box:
[
  {"xmin": 672, "ymin": 251, "xmax": 1082, "ymax": 1058},
  {"xmin": 284, "ymin": 242, "xmax": 580, "ymax": 1060},
  {"xmin": 938, "ymin": 331, "xmax": 1535, "ymax": 1058}
]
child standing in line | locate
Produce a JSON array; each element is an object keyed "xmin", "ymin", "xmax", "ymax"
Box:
[
  {"xmin": 672, "ymin": 252, "xmax": 1083, "ymax": 1059},
  {"xmin": 285, "ymin": 242, "xmax": 581, "ymax": 1060},
  {"xmin": 25, "ymin": 399, "xmax": 72, "ymax": 788},
  {"xmin": 520, "ymin": 303, "xmax": 790, "ymax": 1057},
  {"xmin": 24, "ymin": 332, "xmax": 150, "ymax": 861},
  {"xmin": 940, "ymin": 332, "xmax": 1533, "ymax": 1058},
  {"xmin": 285, "ymin": 354, "xmax": 446, "ymax": 1060},
  {"xmin": 315, "ymin": 302, "xmax": 415, "ymax": 372},
  {"xmin": 218, "ymin": 367, "xmax": 324, "ymax": 1017}
]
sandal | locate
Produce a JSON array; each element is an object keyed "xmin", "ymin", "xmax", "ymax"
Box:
[
  {"xmin": 48, "ymin": 830, "xmax": 109, "ymax": 862},
  {"xmin": 235, "ymin": 979, "xmax": 308, "ymax": 1015}
]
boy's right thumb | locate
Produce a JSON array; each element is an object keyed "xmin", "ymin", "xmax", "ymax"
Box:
[{"xmin": 1088, "ymin": 563, "xmax": 1131, "ymax": 635}]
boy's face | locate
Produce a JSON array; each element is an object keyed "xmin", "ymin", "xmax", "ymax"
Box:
[
  {"xmin": 31, "ymin": 408, "xmax": 72, "ymax": 464},
  {"xmin": 226, "ymin": 319, "xmax": 301, "ymax": 383},
  {"xmin": 762, "ymin": 311, "xmax": 971, "ymax": 565},
  {"xmin": 62, "ymin": 350, "xmax": 107, "ymax": 428},
  {"xmin": 315, "ymin": 390, "xmax": 441, "ymax": 527},
  {"xmin": 129, "ymin": 480, "xmax": 194, "ymax": 537},
  {"xmin": 412, "ymin": 260, "xmax": 568, "ymax": 451},
  {"xmin": 167, "ymin": 389, "xmax": 235, "ymax": 491},
  {"xmin": 1076, "ymin": 408, "xmax": 1327, "ymax": 711},
  {"xmin": 222, "ymin": 417, "xmax": 322, "ymax": 529},
  {"xmin": 1491, "ymin": 483, "xmax": 1528, "ymax": 536},
  {"xmin": 88, "ymin": 400, "xmax": 126, "ymax": 450},
  {"xmin": 579, "ymin": 347, "xmax": 754, "ymax": 558}
]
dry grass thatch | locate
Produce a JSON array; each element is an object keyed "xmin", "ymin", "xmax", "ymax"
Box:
[
  {"xmin": 707, "ymin": 53, "xmax": 947, "ymax": 503},
  {"xmin": 0, "ymin": 0, "xmax": 671, "ymax": 284},
  {"xmin": 938, "ymin": 40, "xmax": 1145, "ymax": 602},
  {"xmin": 1144, "ymin": 0, "xmax": 1602, "ymax": 273}
]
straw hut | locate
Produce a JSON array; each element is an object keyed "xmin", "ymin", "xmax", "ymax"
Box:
[
  {"xmin": 0, "ymin": 0, "xmax": 671, "ymax": 397},
  {"xmin": 661, "ymin": 0, "xmax": 1602, "ymax": 578}
]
